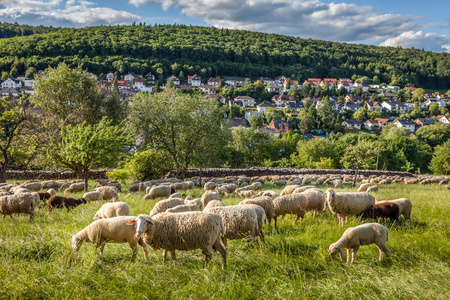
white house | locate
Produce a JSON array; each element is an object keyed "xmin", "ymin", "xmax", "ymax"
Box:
[
  {"xmin": 0, "ymin": 88, "xmax": 19, "ymax": 97},
  {"xmin": 393, "ymin": 119, "xmax": 416, "ymax": 132},
  {"xmin": 106, "ymin": 72, "xmax": 115, "ymax": 83},
  {"xmin": 207, "ymin": 77, "xmax": 220, "ymax": 87},
  {"xmin": 124, "ymin": 72, "xmax": 139, "ymax": 83},
  {"xmin": 1, "ymin": 78, "xmax": 21, "ymax": 89},
  {"xmin": 224, "ymin": 77, "xmax": 245, "ymax": 86},
  {"xmin": 166, "ymin": 75, "xmax": 180, "ymax": 85},
  {"xmin": 146, "ymin": 72, "xmax": 156, "ymax": 84},
  {"xmin": 366, "ymin": 101, "xmax": 382, "ymax": 111},
  {"xmin": 337, "ymin": 81, "xmax": 354, "ymax": 92},
  {"xmin": 343, "ymin": 103, "xmax": 362, "ymax": 112},
  {"xmin": 199, "ymin": 85, "xmax": 217, "ymax": 95},
  {"xmin": 386, "ymin": 85, "xmax": 400, "ymax": 92},
  {"xmin": 352, "ymin": 81, "xmax": 369, "ymax": 91},
  {"xmin": 437, "ymin": 115, "xmax": 450, "ymax": 124},
  {"xmin": 267, "ymin": 84, "xmax": 283, "ymax": 94},
  {"xmin": 272, "ymin": 94, "xmax": 296, "ymax": 106},
  {"xmin": 381, "ymin": 101, "xmax": 409, "ymax": 113},
  {"xmin": 341, "ymin": 120, "xmax": 362, "ymax": 130},
  {"xmin": 245, "ymin": 110, "xmax": 264, "ymax": 121},
  {"xmin": 256, "ymin": 102, "xmax": 275, "ymax": 113},
  {"xmin": 187, "ymin": 74, "xmax": 202, "ymax": 87},
  {"xmin": 234, "ymin": 96, "xmax": 256, "ymax": 107},
  {"xmin": 262, "ymin": 77, "xmax": 274, "ymax": 85}
]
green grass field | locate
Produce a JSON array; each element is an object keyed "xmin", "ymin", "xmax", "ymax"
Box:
[{"xmin": 0, "ymin": 182, "xmax": 449, "ymax": 299}]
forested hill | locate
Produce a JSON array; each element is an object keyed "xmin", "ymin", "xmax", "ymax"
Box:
[
  {"xmin": 0, "ymin": 22, "xmax": 58, "ymax": 39},
  {"xmin": 1, "ymin": 24, "xmax": 449, "ymax": 89}
]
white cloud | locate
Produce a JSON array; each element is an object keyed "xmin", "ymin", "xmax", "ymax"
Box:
[
  {"xmin": 128, "ymin": 0, "xmax": 420, "ymax": 42},
  {"xmin": 379, "ymin": 31, "xmax": 450, "ymax": 53},
  {"xmin": 0, "ymin": 0, "xmax": 140, "ymax": 27}
]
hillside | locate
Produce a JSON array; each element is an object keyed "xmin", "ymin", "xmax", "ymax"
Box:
[
  {"xmin": 0, "ymin": 22, "xmax": 58, "ymax": 39},
  {"xmin": 1, "ymin": 24, "xmax": 449, "ymax": 89}
]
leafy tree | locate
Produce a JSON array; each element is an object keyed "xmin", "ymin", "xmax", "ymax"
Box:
[
  {"xmin": 264, "ymin": 107, "xmax": 285, "ymax": 124},
  {"xmin": 429, "ymin": 140, "xmax": 450, "ymax": 174},
  {"xmin": 412, "ymin": 88, "xmax": 425, "ymax": 102},
  {"xmin": 416, "ymin": 123, "xmax": 450, "ymax": 148},
  {"xmin": 369, "ymin": 110, "xmax": 382, "ymax": 119},
  {"xmin": 428, "ymin": 103, "xmax": 439, "ymax": 115},
  {"xmin": 166, "ymin": 78, "xmax": 176, "ymax": 89},
  {"xmin": 341, "ymin": 140, "xmax": 377, "ymax": 185},
  {"xmin": 51, "ymin": 118, "xmax": 130, "ymax": 191},
  {"xmin": 297, "ymin": 109, "xmax": 314, "ymax": 133},
  {"xmin": 230, "ymin": 128, "xmax": 272, "ymax": 167},
  {"xmin": 353, "ymin": 108, "xmax": 368, "ymax": 120},
  {"xmin": 124, "ymin": 149, "xmax": 173, "ymax": 181},
  {"xmin": 129, "ymin": 90, "xmax": 230, "ymax": 177},
  {"xmin": 317, "ymin": 96, "xmax": 336, "ymax": 132},
  {"xmin": 291, "ymin": 138, "xmax": 340, "ymax": 169},
  {"xmin": 229, "ymin": 105, "xmax": 245, "ymax": 119},
  {"xmin": 249, "ymin": 115, "xmax": 264, "ymax": 128}
]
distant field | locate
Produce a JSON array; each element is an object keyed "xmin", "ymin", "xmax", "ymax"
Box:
[
  {"xmin": 423, "ymin": 88, "xmax": 449, "ymax": 95},
  {"xmin": 0, "ymin": 181, "xmax": 449, "ymax": 299}
]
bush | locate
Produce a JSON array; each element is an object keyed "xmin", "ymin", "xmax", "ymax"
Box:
[
  {"xmin": 124, "ymin": 150, "xmax": 173, "ymax": 181},
  {"xmin": 106, "ymin": 169, "xmax": 131, "ymax": 182}
]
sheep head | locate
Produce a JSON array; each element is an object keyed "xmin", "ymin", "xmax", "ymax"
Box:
[
  {"xmin": 328, "ymin": 244, "xmax": 344, "ymax": 261},
  {"xmin": 127, "ymin": 214, "xmax": 154, "ymax": 238}
]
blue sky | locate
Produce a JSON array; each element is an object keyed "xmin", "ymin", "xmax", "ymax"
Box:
[{"xmin": 1, "ymin": 0, "xmax": 449, "ymax": 52}]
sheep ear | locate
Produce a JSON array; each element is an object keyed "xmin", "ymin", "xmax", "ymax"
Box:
[
  {"xmin": 127, "ymin": 220, "xmax": 136, "ymax": 225},
  {"xmin": 322, "ymin": 193, "xmax": 326, "ymax": 196},
  {"xmin": 339, "ymin": 249, "xmax": 344, "ymax": 261},
  {"xmin": 144, "ymin": 217, "xmax": 154, "ymax": 225}
]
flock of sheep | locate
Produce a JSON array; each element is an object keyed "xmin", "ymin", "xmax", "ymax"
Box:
[{"xmin": 1, "ymin": 173, "xmax": 449, "ymax": 267}]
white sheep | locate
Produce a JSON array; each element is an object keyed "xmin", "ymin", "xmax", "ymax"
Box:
[
  {"xmin": 215, "ymin": 186, "xmax": 229, "ymax": 197},
  {"xmin": 201, "ymin": 191, "xmax": 221, "ymax": 208},
  {"xmin": 237, "ymin": 190, "xmax": 255, "ymax": 199},
  {"xmin": 144, "ymin": 185, "xmax": 172, "ymax": 200},
  {"xmin": 185, "ymin": 198, "xmax": 204, "ymax": 210},
  {"xmin": 41, "ymin": 181, "xmax": 59, "ymax": 190},
  {"xmin": 166, "ymin": 204, "xmax": 200, "ymax": 213},
  {"xmin": 366, "ymin": 186, "xmax": 379, "ymax": 193},
  {"xmin": 72, "ymin": 216, "xmax": 148, "ymax": 260},
  {"xmin": 251, "ymin": 182, "xmax": 262, "ymax": 191},
  {"xmin": 47, "ymin": 189, "xmax": 57, "ymax": 196},
  {"xmin": 204, "ymin": 182, "xmax": 217, "ymax": 191},
  {"xmin": 95, "ymin": 186, "xmax": 119, "ymax": 202},
  {"xmin": 328, "ymin": 223, "xmax": 391, "ymax": 264},
  {"xmin": 280, "ymin": 185, "xmax": 300, "ymax": 195},
  {"xmin": 273, "ymin": 193, "xmax": 308, "ymax": 223},
  {"xmin": 83, "ymin": 191, "xmax": 103, "ymax": 202},
  {"xmin": 0, "ymin": 193, "xmax": 35, "ymax": 221},
  {"xmin": 128, "ymin": 212, "xmax": 227, "ymax": 268},
  {"xmin": 150, "ymin": 198, "xmax": 185, "ymax": 216},
  {"xmin": 239, "ymin": 196, "xmax": 277, "ymax": 227},
  {"xmin": 237, "ymin": 204, "xmax": 267, "ymax": 246},
  {"xmin": 357, "ymin": 183, "xmax": 372, "ymax": 192},
  {"xmin": 204, "ymin": 200, "xmax": 226, "ymax": 210},
  {"xmin": 94, "ymin": 202, "xmax": 130, "ymax": 219},
  {"xmin": 301, "ymin": 188, "xmax": 325, "ymax": 216},
  {"xmin": 376, "ymin": 198, "xmax": 412, "ymax": 219},
  {"xmin": 323, "ymin": 188, "xmax": 376, "ymax": 226},
  {"xmin": 258, "ymin": 190, "xmax": 279, "ymax": 200},
  {"xmin": 64, "ymin": 182, "xmax": 85, "ymax": 194}
]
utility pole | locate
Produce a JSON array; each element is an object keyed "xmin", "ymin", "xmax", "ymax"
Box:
[{"xmin": 376, "ymin": 140, "xmax": 381, "ymax": 170}]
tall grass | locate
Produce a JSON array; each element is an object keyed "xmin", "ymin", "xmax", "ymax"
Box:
[{"xmin": 0, "ymin": 182, "xmax": 449, "ymax": 299}]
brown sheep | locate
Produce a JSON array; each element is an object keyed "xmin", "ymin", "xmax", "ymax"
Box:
[
  {"xmin": 48, "ymin": 196, "xmax": 87, "ymax": 212},
  {"xmin": 360, "ymin": 202, "xmax": 400, "ymax": 221}
]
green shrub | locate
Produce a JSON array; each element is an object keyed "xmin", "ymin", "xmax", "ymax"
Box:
[
  {"xmin": 124, "ymin": 150, "xmax": 173, "ymax": 181},
  {"xmin": 106, "ymin": 169, "xmax": 131, "ymax": 182}
]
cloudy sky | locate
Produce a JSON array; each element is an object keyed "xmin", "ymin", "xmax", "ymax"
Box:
[{"xmin": 1, "ymin": 0, "xmax": 449, "ymax": 52}]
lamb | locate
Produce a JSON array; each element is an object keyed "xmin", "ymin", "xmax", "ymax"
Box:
[
  {"xmin": 47, "ymin": 188, "xmax": 57, "ymax": 196},
  {"xmin": 376, "ymin": 198, "xmax": 412, "ymax": 219},
  {"xmin": 360, "ymin": 202, "xmax": 400, "ymax": 221},
  {"xmin": 64, "ymin": 182, "xmax": 85, "ymax": 194},
  {"xmin": 237, "ymin": 190, "xmax": 255, "ymax": 199},
  {"xmin": 366, "ymin": 186, "xmax": 379, "ymax": 193},
  {"xmin": 95, "ymin": 186, "xmax": 119, "ymax": 202},
  {"xmin": 94, "ymin": 202, "xmax": 130, "ymax": 219},
  {"xmin": 273, "ymin": 193, "xmax": 308, "ymax": 223},
  {"xmin": 185, "ymin": 198, "xmax": 204, "ymax": 210},
  {"xmin": 37, "ymin": 192, "xmax": 52, "ymax": 202},
  {"xmin": 144, "ymin": 185, "xmax": 172, "ymax": 200},
  {"xmin": 205, "ymin": 205, "xmax": 260, "ymax": 247},
  {"xmin": 239, "ymin": 196, "xmax": 277, "ymax": 227},
  {"xmin": 149, "ymin": 198, "xmax": 185, "ymax": 216},
  {"xmin": 201, "ymin": 191, "xmax": 221, "ymax": 208},
  {"xmin": 280, "ymin": 185, "xmax": 301, "ymax": 196},
  {"xmin": 127, "ymin": 212, "xmax": 227, "ymax": 268},
  {"xmin": 83, "ymin": 191, "xmax": 103, "ymax": 202},
  {"xmin": 323, "ymin": 188, "xmax": 376, "ymax": 226},
  {"xmin": 127, "ymin": 182, "xmax": 140, "ymax": 192},
  {"xmin": 166, "ymin": 204, "xmax": 200, "ymax": 213},
  {"xmin": 215, "ymin": 186, "xmax": 229, "ymax": 197},
  {"xmin": 357, "ymin": 183, "xmax": 372, "ymax": 192},
  {"xmin": 328, "ymin": 223, "xmax": 391, "ymax": 264},
  {"xmin": 0, "ymin": 193, "xmax": 35, "ymax": 221},
  {"xmin": 48, "ymin": 195, "xmax": 87, "ymax": 212},
  {"xmin": 72, "ymin": 216, "xmax": 148, "ymax": 260},
  {"xmin": 204, "ymin": 200, "xmax": 226, "ymax": 210}
]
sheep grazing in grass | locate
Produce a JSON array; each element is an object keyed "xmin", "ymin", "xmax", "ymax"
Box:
[
  {"xmin": 0, "ymin": 193, "xmax": 35, "ymax": 221},
  {"xmin": 185, "ymin": 198, "xmax": 204, "ymax": 211},
  {"xmin": 366, "ymin": 186, "xmax": 379, "ymax": 193},
  {"xmin": 237, "ymin": 204, "xmax": 267, "ymax": 246},
  {"xmin": 215, "ymin": 186, "xmax": 229, "ymax": 197},
  {"xmin": 251, "ymin": 182, "xmax": 262, "ymax": 191},
  {"xmin": 258, "ymin": 190, "xmax": 279, "ymax": 200},
  {"xmin": 329, "ymin": 223, "xmax": 391, "ymax": 264},
  {"xmin": 150, "ymin": 198, "xmax": 184, "ymax": 216},
  {"xmin": 41, "ymin": 181, "xmax": 59, "ymax": 190},
  {"xmin": 224, "ymin": 183, "xmax": 238, "ymax": 193},
  {"xmin": 323, "ymin": 188, "xmax": 375, "ymax": 226},
  {"xmin": 239, "ymin": 196, "xmax": 277, "ymax": 227},
  {"xmin": 64, "ymin": 182, "xmax": 85, "ymax": 194},
  {"xmin": 360, "ymin": 202, "xmax": 400, "ymax": 221},
  {"xmin": 376, "ymin": 198, "xmax": 412, "ymax": 219},
  {"xmin": 144, "ymin": 185, "xmax": 172, "ymax": 200},
  {"xmin": 273, "ymin": 180, "xmax": 287, "ymax": 186},
  {"xmin": 292, "ymin": 186, "xmax": 315, "ymax": 194},
  {"xmin": 37, "ymin": 192, "xmax": 52, "ymax": 202},
  {"xmin": 169, "ymin": 193, "xmax": 182, "ymax": 199},
  {"xmin": 23, "ymin": 182, "xmax": 42, "ymax": 192},
  {"xmin": 13, "ymin": 187, "xmax": 30, "ymax": 194},
  {"xmin": 48, "ymin": 196, "xmax": 87, "ymax": 212},
  {"xmin": 201, "ymin": 191, "xmax": 221, "ymax": 208},
  {"xmin": 128, "ymin": 212, "xmax": 227, "ymax": 268},
  {"xmin": 205, "ymin": 205, "xmax": 260, "ymax": 248},
  {"xmin": 237, "ymin": 190, "xmax": 255, "ymax": 199},
  {"xmin": 73, "ymin": 216, "xmax": 148, "ymax": 260},
  {"xmin": 301, "ymin": 188, "xmax": 325, "ymax": 216},
  {"xmin": 95, "ymin": 186, "xmax": 119, "ymax": 202},
  {"xmin": 94, "ymin": 202, "xmax": 130, "ymax": 219},
  {"xmin": 357, "ymin": 183, "xmax": 372, "ymax": 192},
  {"xmin": 280, "ymin": 185, "xmax": 301, "ymax": 196},
  {"xmin": 166, "ymin": 204, "xmax": 200, "ymax": 213},
  {"xmin": 204, "ymin": 200, "xmax": 226, "ymax": 210},
  {"xmin": 30, "ymin": 192, "xmax": 40, "ymax": 207},
  {"xmin": 273, "ymin": 193, "xmax": 308, "ymax": 223},
  {"xmin": 204, "ymin": 182, "xmax": 217, "ymax": 191}
]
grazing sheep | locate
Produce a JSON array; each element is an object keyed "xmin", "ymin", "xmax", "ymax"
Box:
[
  {"xmin": 48, "ymin": 196, "xmax": 87, "ymax": 212},
  {"xmin": 259, "ymin": 190, "xmax": 279, "ymax": 200},
  {"xmin": 145, "ymin": 185, "xmax": 172, "ymax": 200},
  {"xmin": 128, "ymin": 212, "xmax": 227, "ymax": 268},
  {"xmin": 376, "ymin": 198, "xmax": 412, "ymax": 219},
  {"xmin": 366, "ymin": 186, "xmax": 379, "ymax": 193},
  {"xmin": 205, "ymin": 205, "xmax": 260, "ymax": 247},
  {"xmin": 23, "ymin": 182, "xmax": 42, "ymax": 192},
  {"xmin": 0, "ymin": 193, "xmax": 35, "ymax": 221},
  {"xmin": 251, "ymin": 182, "xmax": 262, "ymax": 191},
  {"xmin": 185, "ymin": 198, "xmax": 204, "ymax": 210},
  {"xmin": 30, "ymin": 192, "xmax": 40, "ymax": 207},
  {"xmin": 235, "ymin": 185, "xmax": 254, "ymax": 195},
  {"xmin": 41, "ymin": 181, "xmax": 59, "ymax": 190},
  {"xmin": 47, "ymin": 189, "xmax": 57, "ymax": 196},
  {"xmin": 333, "ymin": 180, "xmax": 342, "ymax": 188},
  {"xmin": 239, "ymin": 196, "xmax": 277, "ymax": 227},
  {"xmin": 60, "ymin": 182, "xmax": 72, "ymax": 191},
  {"xmin": 37, "ymin": 192, "xmax": 52, "ymax": 202},
  {"xmin": 73, "ymin": 216, "xmax": 148, "ymax": 260},
  {"xmin": 13, "ymin": 187, "xmax": 30, "ymax": 194},
  {"xmin": 64, "ymin": 182, "xmax": 85, "ymax": 194},
  {"xmin": 94, "ymin": 202, "xmax": 130, "ymax": 219},
  {"xmin": 328, "ymin": 223, "xmax": 391, "ymax": 264},
  {"xmin": 201, "ymin": 191, "xmax": 221, "ymax": 208},
  {"xmin": 237, "ymin": 190, "xmax": 255, "ymax": 199},
  {"xmin": 224, "ymin": 183, "xmax": 238, "ymax": 193},
  {"xmin": 273, "ymin": 180, "xmax": 287, "ymax": 186},
  {"xmin": 357, "ymin": 183, "xmax": 372, "ymax": 192},
  {"xmin": 128, "ymin": 183, "xmax": 140, "ymax": 192},
  {"xmin": 273, "ymin": 193, "xmax": 308, "ymax": 223},
  {"xmin": 95, "ymin": 179, "xmax": 110, "ymax": 186},
  {"xmin": 83, "ymin": 191, "xmax": 103, "ymax": 202},
  {"xmin": 204, "ymin": 200, "xmax": 226, "ymax": 210},
  {"xmin": 292, "ymin": 186, "xmax": 315, "ymax": 194},
  {"xmin": 204, "ymin": 182, "xmax": 217, "ymax": 191},
  {"xmin": 166, "ymin": 204, "xmax": 200, "ymax": 213},
  {"xmin": 169, "ymin": 193, "xmax": 182, "ymax": 199},
  {"xmin": 301, "ymin": 188, "xmax": 326, "ymax": 215},
  {"xmin": 95, "ymin": 186, "xmax": 119, "ymax": 202},
  {"xmin": 150, "ymin": 198, "xmax": 185, "ymax": 216},
  {"xmin": 238, "ymin": 204, "xmax": 267, "ymax": 246},
  {"xmin": 323, "ymin": 188, "xmax": 376, "ymax": 226},
  {"xmin": 360, "ymin": 202, "xmax": 400, "ymax": 221},
  {"xmin": 215, "ymin": 186, "xmax": 229, "ymax": 197},
  {"xmin": 280, "ymin": 185, "xmax": 301, "ymax": 196}
]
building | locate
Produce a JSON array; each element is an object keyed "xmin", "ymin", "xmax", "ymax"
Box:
[
  {"xmin": 234, "ymin": 96, "xmax": 256, "ymax": 107},
  {"xmin": 187, "ymin": 74, "xmax": 202, "ymax": 87},
  {"xmin": 106, "ymin": 72, "xmax": 115, "ymax": 83},
  {"xmin": 272, "ymin": 94, "xmax": 296, "ymax": 106},
  {"xmin": 124, "ymin": 72, "xmax": 139, "ymax": 83},
  {"xmin": 381, "ymin": 101, "xmax": 409, "ymax": 113},
  {"xmin": 341, "ymin": 120, "xmax": 362, "ymax": 130},
  {"xmin": 166, "ymin": 75, "xmax": 180, "ymax": 85},
  {"xmin": 146, "ymin": 73, "xmax": 156, "ymax": 84},
  {"xmin": 270, "ymin": 120, "xmax": 292, "ymax": 133},
  {"xmin": 414, "ymin": 118, "xmax": 435, "ymax": 128},
  {"xmin": 267, "ymin": 84, "xmax": 283, "ymax": 94},
  {"xmin": 199, "ymin": 85, "xmax": 217, "ymax": 95},
  {"xmin": 256, "ymin": 102, "xmax": 275, "ymax": 113},
  {"xmin": 366, "ymin": 101, "xmax": 382, "ymax": 111},
  {"xmin": 1, "ymin": 78, "xmax": 21, "ymax": 89},
  {"xmin": 393, "ymin": 119, "xmax": 416, "ymax": 132},
  {"xmin": 228, "ymin": 118, "xmax": 248, "ymax": 130},
  {"xmin": 437, "ymin": 115, "xmax": 450, "ymax": 124},
  {"xmin": 207, "ymin": 77, "xmax": 220, "ymax": 87},
  {"xmin": 223, "ymin": 76, "xmax": 246, "ymax": 86}
]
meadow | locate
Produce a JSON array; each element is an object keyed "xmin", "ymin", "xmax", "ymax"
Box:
[{"xmin": 0, "ymin": 181, "xmax": 449, "ymax": 299}]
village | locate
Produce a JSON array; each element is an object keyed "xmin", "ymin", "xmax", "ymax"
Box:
[{"xmin": 2, "ymin": 71, "xmax": 450, "ymax": 138}]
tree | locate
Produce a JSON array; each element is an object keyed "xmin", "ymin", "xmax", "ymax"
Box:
[
  {"xmin": 105, "ymin": 77, "xmax": 127, "ymax": 125},
  {"xmin": 428, "ymin": 103, "xmax": 439, "ymax": 116},
  {"xmin": 129, "ymin": 91, "xmax": 230, "ymax": 177},
  {"xmin": 317, "ymin": 96, "xmax": 336, "ymax": 132},
  {"xmin": 264, "ymin": 107, "xmax": 285, "ymax": 124},
  {"xmin": 429, "ymin": 140, "xmax": 450, "ymax": 174},
  {"xmin": 416, "ymin": 123, "xmax": 450, "ymax": 148},
  {"xmin": 412, "ymin": 88, "xmax": 425, "ymax": 102},
  {"xmin": 249, "ymin": 115, "xmax": 264, "ymax": 128},
  {"xmin": 52, "ymin": 118, "xmax": 130, "ymax": 191},
  {"xmin": 298, "ymin": 109, "xmax": 314, "ymax": 133},
  {"xmin": 353, "ymin": 108, "xmax": 368, "ymax": 121},
  {"xmin": 229, "ymin": 105, "xmax": 245, "ymax": 119},
  {"xmin": 341, "ymin": 140, "xmax": 377, "ymax": 186},
  {"xmin": 166, "ymin": 78, "xmax": 176, "ymax": 89}
]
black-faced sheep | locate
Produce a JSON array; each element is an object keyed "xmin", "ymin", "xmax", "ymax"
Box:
[
  {"xmin": 360, "ymin": 202, "xmax": 400, "ymax": 221},
  {"xmin": 48, "ymin": 196, "xmax": 87, "ymax": 212}
]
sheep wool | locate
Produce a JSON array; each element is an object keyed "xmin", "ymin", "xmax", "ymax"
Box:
[
  {"xmin": 328, "ymin": 223, "xmax": 390, "ymax": 264},
  {"xmin": 130, "ymin": 212, "xmax": 227, "ymax": 267},
  {"xmin": 166, "ymin": 204, "xmax": 200, "ymax": 213},
  {"xmin": 238, "ymin": 190, "xmax": 255, "ymax": 199},
  {"xmin": 83, "ymin": 191, "xmax": 103, "ymax": 202},
  {"xmin": 204, "ymin": 200, "xmax": 226, "ymax": 210},
  {"xmin": 145, "ymin": 185, "xmax": 172, "ymax": 200},
  {"xmin": 239, "ymin": 196, "xmax": 277, "ymax": 226},
  {"xmin": 376, "ymin": 198, "xmax": 412, "ymax": 219},
  {"xmin": 72, "ymin": 216, "xmax": 148, "ymax": 260},
  {"xmin": 324, "ymin": 188, "xmax": 375, "ymax": 226},
  {"xmin": 273, "ymin": 193, "xmax": 308, "ymax": 223},
  {"xmin": 301, "ymin": 188, "xmax": 325, "ymax": 215},
  {"xmin": 64, "ymin": 182, "xmax": 85, "ymax": 194},
  {"xmin": 95, "ymin": 186, "xmax": 119, "ymax": 202},
  {"xmin": 150, "ymin": 198, "xmax": 184, "ymax": 216},
  {"xmin": 23, "ymin": 182, "xmax": 42, "ymax": 192},
  {"xmin": 280, "ymin": 185, "xmax": 301, "ymax": 196},
  {"xmin": 30, "ymin": 192, "xmax": 40, "ymax": 207},
  {"xmin": 47, "ymin": 189, "xmax": 57, "ymax": 196},
  {"xmin": 201, "ymin": 191, "xmax": 221, "ymax": 207},
  {"xmin": 237, "ymin": 204, "xmax": 267, "ymax": 246},
  {"xmin": 185, "ymin": 198, "xmax": 204, "ymax": 210},
  {"xmin": 357, "ymin": 183, "xmax": 372, "ymax": 192},
  {"xmin": 0, "ymin": 193, "xmax": 35, "ymax": 221},
  {"xmin": 94, "ymin": 202, "xmax": 130, "ymax": 219},
  {"xmin": 366, "ymin": 186, "xmax": 379, "ymax": 193}
]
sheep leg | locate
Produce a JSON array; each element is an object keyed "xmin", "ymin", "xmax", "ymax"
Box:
[
  {"xmin": 170, "ymin": 251, "xmax": 176, "ymax": 261},
  {"xmin": 274, "ymin": 216, "xmax": 277, "ymax": 228},
  {"xmin": 259, "ymin": 230, "xmax": 266, "ymax": 248},
  {"xmin": 129, "ymin": 242, "xmax": 138, "ymax": 260},
  {"xmin": 221, "ymin": 236, "xmax": 228, "ymax": 248},
  {"xmin": 351, "ymin": 247, "xmax": 359, "ymax": 264},
  {"xmin": 29, "ymin": 212, "xmax": 34, "ymax": 221},
  {"xmin": 9, "ymin": 215, "xmax": 14, "ymax": 221},
  {"xmin": 138, "ymin": 239, "xmax": 149, "ymax": 260},
  {"xmin": 163, "ymin": 250, "xmax": 168, "ymax": 262},
  {"xmin": 99, "ymin": 241, "xmax": 106, "ymax": 256},
  {"xmin": 202, "ymin": 248, "xmax": 212, "ymax": 263},
  {"xmin": 213, "ymin": 238, "xmax": 227, "ymax": 269},
  {"xmin": 376, "ymin": 243, "xmax": 391, "ymax": 260},
  {"xmin": 347, "ymin": 249, "xmax": 352, "ymax": 264}
]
